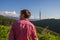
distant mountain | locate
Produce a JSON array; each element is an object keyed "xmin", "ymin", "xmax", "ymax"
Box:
[
  {"xmin": 29, "ymin": 19, "xmax": 39, "ymax": 21},
  {"xmin": 5, "ymin": 16, "xmax": 19, "ymax": 20}
]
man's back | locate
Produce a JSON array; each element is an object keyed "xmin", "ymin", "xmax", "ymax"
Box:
[{"xmin": 9, "ymin": 19, "xmax": 38, "ymax": 40}]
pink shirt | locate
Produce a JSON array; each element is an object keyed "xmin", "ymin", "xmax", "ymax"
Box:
[{"xmin": 9, "ymin": 18, "xmax": 38, "ymax": 40}]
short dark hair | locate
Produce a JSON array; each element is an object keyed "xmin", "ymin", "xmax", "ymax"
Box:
[{"xmin": 21, "ymin": 9, "xmax": 31, "ymax": 18}]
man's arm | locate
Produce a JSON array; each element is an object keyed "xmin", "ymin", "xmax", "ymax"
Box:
[
  {"xmin": 31, "ymin": 25, "xmax": 38, "ymax": 40},
  {"xmin": 9, "ymin": 23, "xmax": 15, "ymax": 40}
]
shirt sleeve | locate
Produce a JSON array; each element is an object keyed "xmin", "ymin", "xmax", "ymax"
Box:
[
  {"xmin": 9, "ymin": 23, "xmax": 15, "ymax": 40},
  {"xmin": 31, "ymin": 25, "xmax": 38, "ymax": 40}
]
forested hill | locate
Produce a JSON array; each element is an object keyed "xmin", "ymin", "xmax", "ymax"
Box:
[{"xmin": 31, "ymin": 19, "xmax": 60, "ymax": 34}]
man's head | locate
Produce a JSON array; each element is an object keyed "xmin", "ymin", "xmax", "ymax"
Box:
[{"xmin": 20, "ymin": 9, "xmax": 31, "ymax": 19}]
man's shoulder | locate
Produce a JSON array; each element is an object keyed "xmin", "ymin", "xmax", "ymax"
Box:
[
  {"xmin": 14, "ymin": 20, "xmax": 35, "ymax": 26},
  {"xmin": 28, "ymin": 21, "xmax": 35, "ymax": 27},
  {"xmin": 12, "ymin": 20, "xmax": 20, "ymax": 25}
]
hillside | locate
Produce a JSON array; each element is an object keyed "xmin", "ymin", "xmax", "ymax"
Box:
[
  {"xmin": 31, "ymin": 19, "xmax": 60, "ymax": 34},
  {"xmin": 0, "ymin": 25, "xmax": 60, "ymax": 40}
]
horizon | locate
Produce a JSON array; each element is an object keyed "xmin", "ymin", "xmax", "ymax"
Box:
[{"xmin": 0, "ymin": 0, "xmax": 60, "ymax": 19}]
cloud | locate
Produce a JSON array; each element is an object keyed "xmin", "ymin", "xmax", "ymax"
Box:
[
  {"xmin": 30, "ymin": 15, "xmax": 39, "ymax": 19},
  {"xmin": 0, "ymin": 11, "xmax": 39, "ymax": 19},
  {"xmin": 30, "ymin": 16, "xmax": 34, "ymax": 19},
  {"xmin": 0, "ymin": 11, "xmax": 19, "ymax": 17}
]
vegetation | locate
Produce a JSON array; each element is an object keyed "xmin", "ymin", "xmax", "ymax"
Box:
[
  {"xmin": 36, "ymin": 26, "xmax": 60, "ymax": 40},
  {"xmin": 0, "ymin": 25, "xmax": 60, "ymax": 40},
  {"xmin": 0, "ymin": 15, "xmax": 16, "ymax": 26},
  {"xmin": 0, "ymin": 25, "xmax": 11, "ymax": 40}
]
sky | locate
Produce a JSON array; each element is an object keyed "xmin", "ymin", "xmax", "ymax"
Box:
[{"xmin": 0, "ymin": 0, "xmax": 60, "ymax": 19}]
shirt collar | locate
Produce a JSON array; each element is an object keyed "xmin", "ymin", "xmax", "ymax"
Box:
[{"xmin": 20, "ymin": 18, "xmax": 29, "ymax": 21}]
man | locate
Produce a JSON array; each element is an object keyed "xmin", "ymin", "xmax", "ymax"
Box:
[{"xmin": 9, "ymin": 9, "xmax": 38, "ymax": 40}]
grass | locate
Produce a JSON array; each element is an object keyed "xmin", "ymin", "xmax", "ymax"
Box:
[{"xmin": 0, "ymin": 25, "xmax": 60, "ymax": 40}]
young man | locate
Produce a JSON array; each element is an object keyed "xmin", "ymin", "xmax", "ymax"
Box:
[{"xmin": 9, "ymin": 9, "xmax": 38, "ymax": 40}]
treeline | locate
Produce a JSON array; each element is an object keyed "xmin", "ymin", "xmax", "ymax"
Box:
[
  {"xmin": 0, "ymin": 15, "xmax": 16, "ymax": 26},
  {"xmin": 31, "ymin": 19, "xmax": 60, "ymax": 34}
]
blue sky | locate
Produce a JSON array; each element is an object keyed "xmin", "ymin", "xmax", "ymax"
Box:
[{"xmin": 0, "ymin": 0, "xmax": 60, "ymax": 19}]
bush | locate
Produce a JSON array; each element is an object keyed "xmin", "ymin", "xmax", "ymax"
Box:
[{"xmin": 0, "ymin": 25, "xmax": 10, "ymax": 40}]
